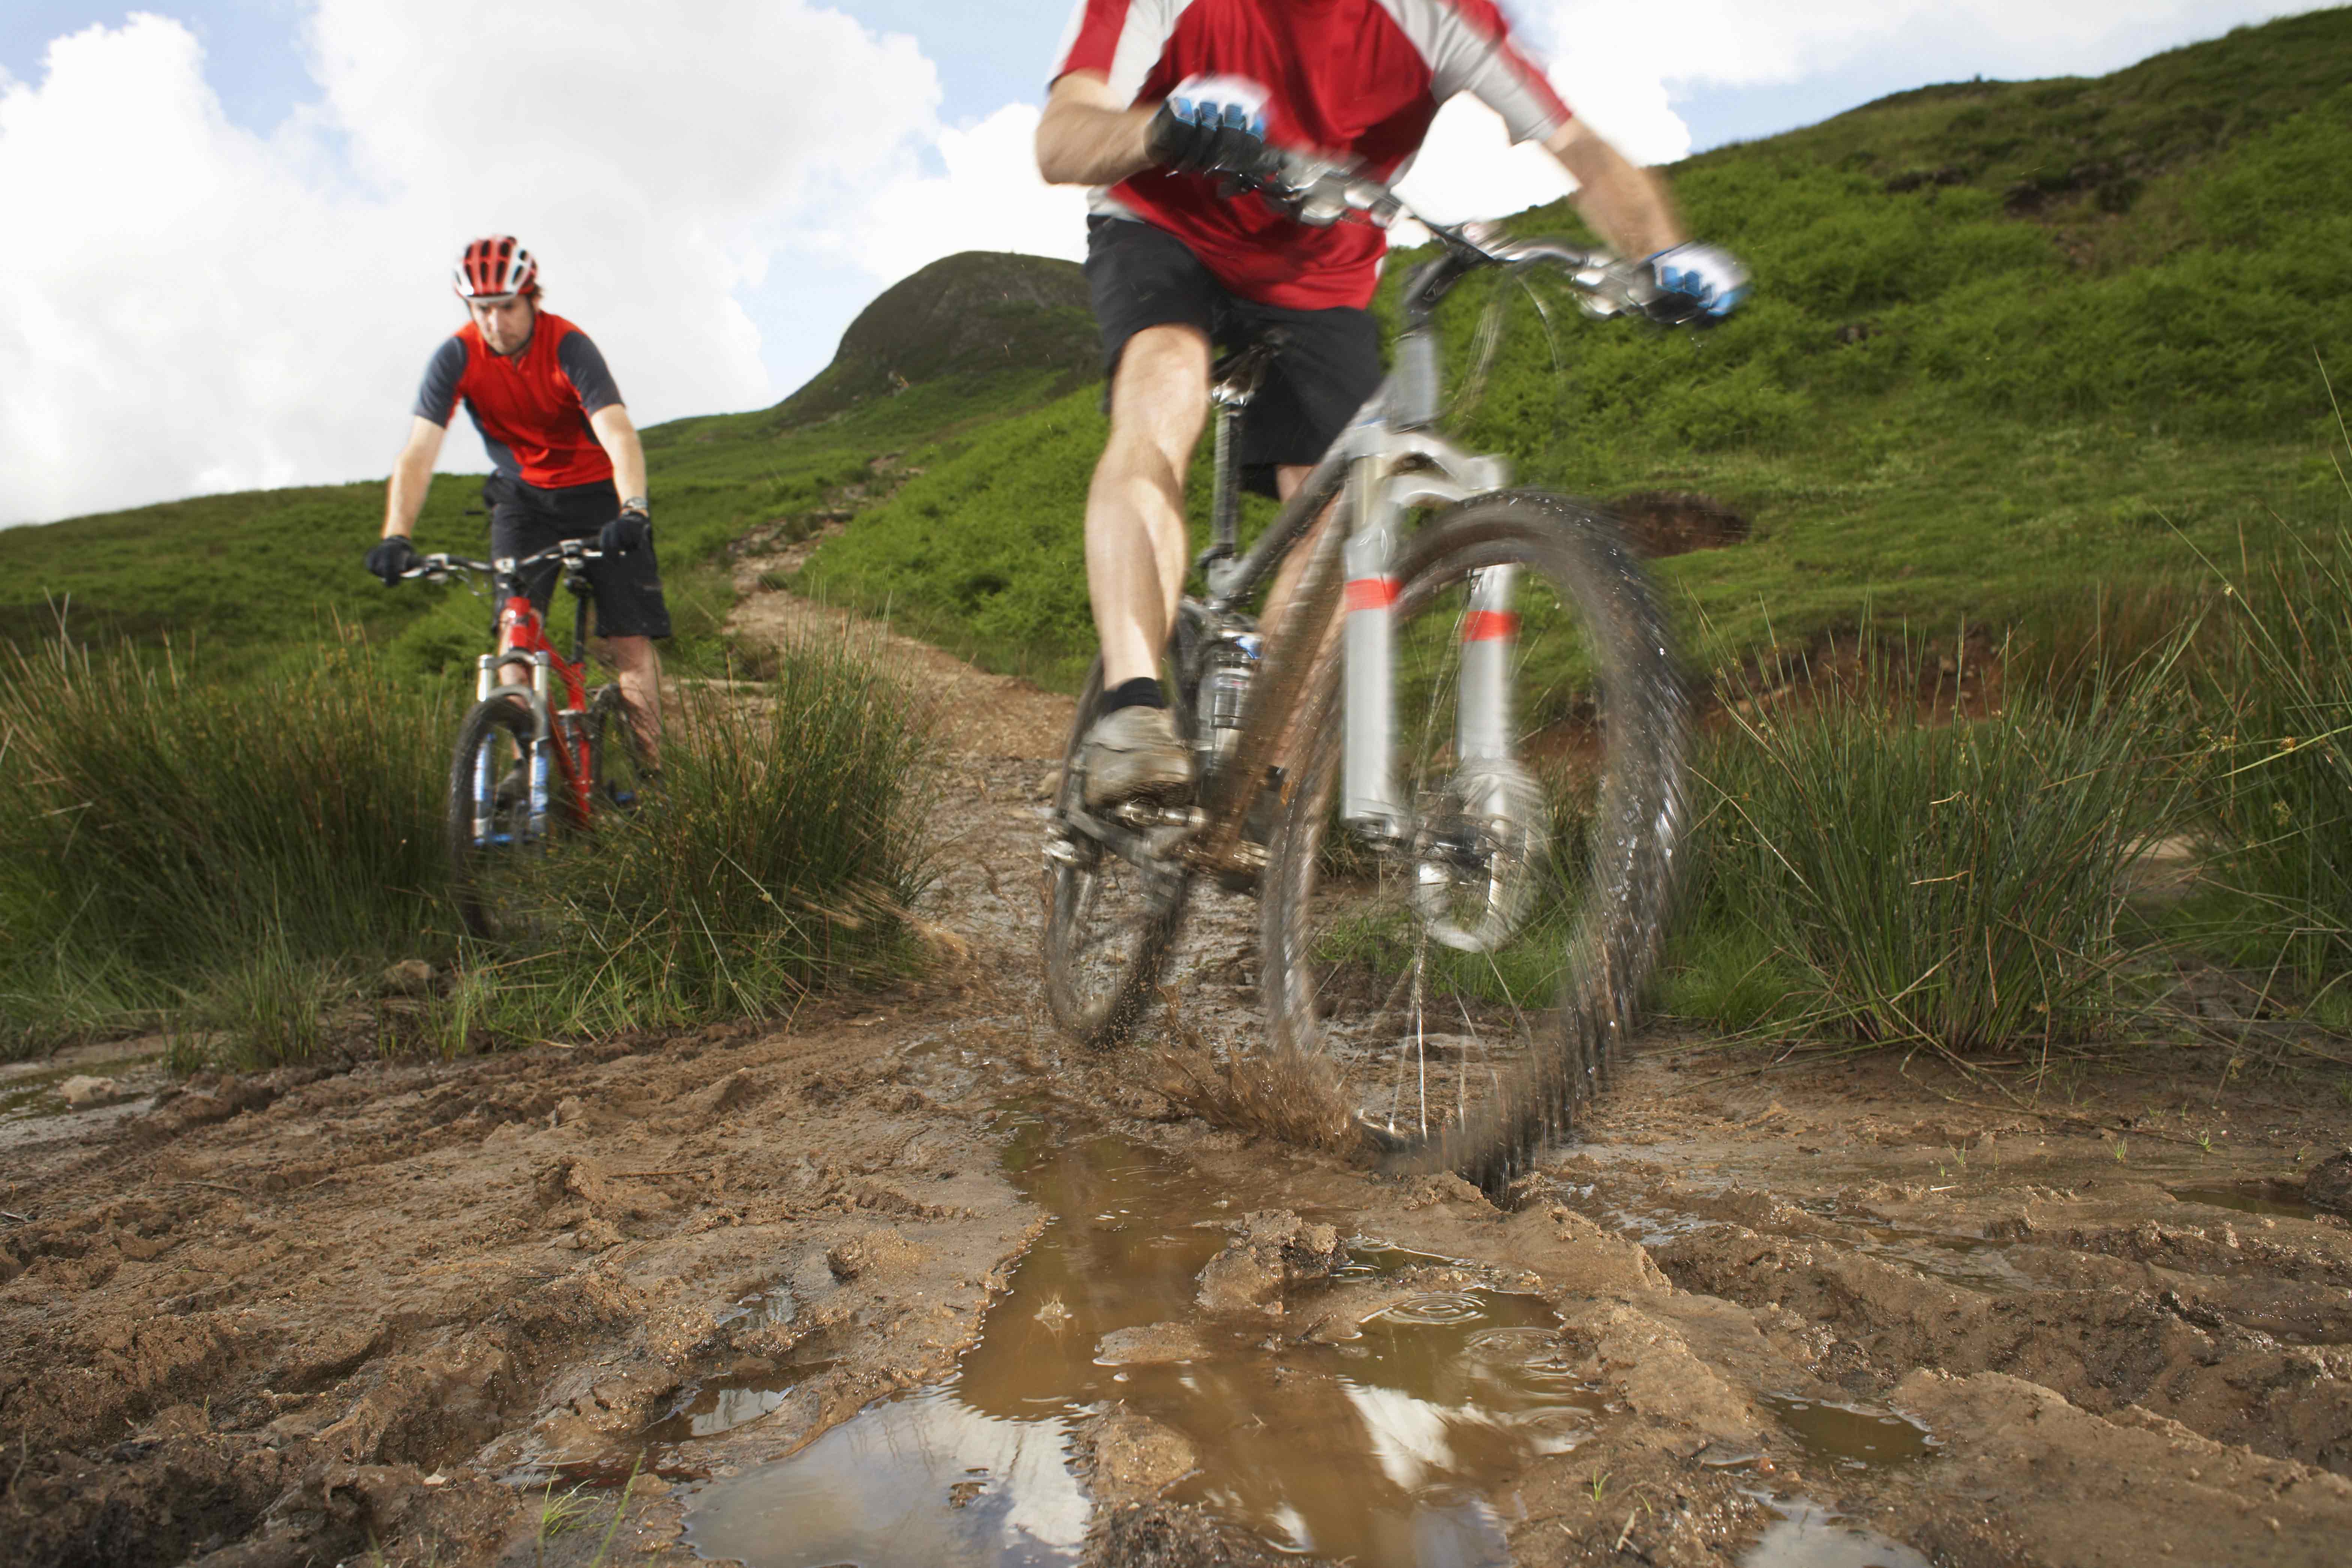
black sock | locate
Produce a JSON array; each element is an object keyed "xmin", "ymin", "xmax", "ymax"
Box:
[{"xmin": 1101, "ymin": 676, "xmax": 1166, "ymax": 714}]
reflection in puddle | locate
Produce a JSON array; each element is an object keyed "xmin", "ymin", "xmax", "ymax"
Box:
[
  {"xmin": 1739, "ymin": 1497, "xmax": 1932, "ymax": 1568},
  {"xmin": 646, "ymin": 1379, "xmax": 798, "ymax": 1445},
  {"xmin": 1761, "ymin": 1396, "xmax": 1933, "ymax": 1470},
  {"xmin": 2169, "ymin": 1185, "xmax": 2325, "ymax": 1222},
  {"xmin": 689, "ymin": 1389, "xmax": 1088, "ymax": 1566},
  {"xmin": 684, "ymin": 1123, "xmax": 1597, "ymax": 1567}
]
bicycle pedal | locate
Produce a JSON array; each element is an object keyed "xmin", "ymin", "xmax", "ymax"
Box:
[
  {"xmin": 1111, "ymin": 802, "xmax": 1203, "ymax": 832},
  {"xmin": 1044, "ymin": 834, "xmax": 1087, "ymax": 869}
]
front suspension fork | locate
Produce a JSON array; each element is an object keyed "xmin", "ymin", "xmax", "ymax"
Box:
[{"xmin": 1341, "ymin": 527, "xmax": 1518, "ymax": 841}]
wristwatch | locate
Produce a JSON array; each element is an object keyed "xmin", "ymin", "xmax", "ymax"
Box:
[{"xmin": 621, "ymin": 495, "xmax": 650, "ymax": 514}]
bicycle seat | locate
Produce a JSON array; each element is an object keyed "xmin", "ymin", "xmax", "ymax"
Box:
[{"xmin": 1211, "ymin": 328, "xmax": 1288, "ymax": 406}]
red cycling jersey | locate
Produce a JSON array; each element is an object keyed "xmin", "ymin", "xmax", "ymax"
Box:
[
  {"xmin": 412, "ymin": 311, "xmax": 623, "ymax": 491},
  {"xmin": 1056, "ymin": 0, "xmax": 1570, "ymax": 310}
]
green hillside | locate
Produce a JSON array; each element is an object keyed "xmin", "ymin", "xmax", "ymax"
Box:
[
  {"xmin": 798, "ymin": 7, "xmax": 2352, "ymax": 685},
  {"xmin": 0, "ymin": 251, "xmax": 1093, "ymax": 678}
]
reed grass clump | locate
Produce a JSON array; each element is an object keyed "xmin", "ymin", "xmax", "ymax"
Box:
[
  {"xmin": 0, "ymin": 635, "xmax": 451, "ymax": 1057},
  {"xmin": 2186, "ymin": 523, "xmax": 2352, "ymax": 1004},
  {"xmin": 478, "ymin": 633, "xmax": 938, "ymax": 1035},
  {"xmin": 1669, "ymin": 637, "xmax": 2192, "ymax": 1053}
]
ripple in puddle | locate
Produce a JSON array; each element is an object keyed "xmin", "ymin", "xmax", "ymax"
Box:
[{"xmin": 683, "ymin": 1129, "xmax": 1600, "ymax": 1567}]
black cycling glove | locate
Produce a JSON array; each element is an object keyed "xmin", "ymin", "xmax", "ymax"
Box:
[
  {"xmin": 1146, "ymin": 75, "xmax": 1276, "ymax": 177},
  {"xmin": 366, "ymin": 535, "xmax": 420, "ymax": 585},
  {"xmin": 599, "ymin": 508, "xmax": 652, "ymax": 555}
]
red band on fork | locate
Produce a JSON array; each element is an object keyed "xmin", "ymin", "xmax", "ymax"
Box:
[
  {"xmin": 1346, "ymin": 576, "xmax": 1399, "ymax": 612},
  {"xmin": 1461, "ymin": 610, "xmax": 1520, "ymax": 642}
]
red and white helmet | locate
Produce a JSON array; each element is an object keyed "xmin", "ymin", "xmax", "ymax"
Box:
[{"xmin": 453, "ymin": 235, "xmax": 538, "ymax": 300}]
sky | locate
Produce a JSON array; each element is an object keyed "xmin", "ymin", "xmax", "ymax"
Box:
[{"xmin": 0, "ymin": 0, "xmax": 2336, "ymax": 525}]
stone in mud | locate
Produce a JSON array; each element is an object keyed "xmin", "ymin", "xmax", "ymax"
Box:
[
  {"xmin": 2306, "ymin": 1151, "xmax": 2352, "ymax": 1215},
  {"xmin": 828, "ymin": 1226, "xmax": 923, "ymax": 1281},
  {"xmin": 58, "ymin": 1075, "xmax": 124, "ymax": 1109},
  {"xmin": 1087, "ymin": 1406, "xmax": 1198, "ymax": 1506},
  {"xmin": 535, "ymin": 1154, "xmax": 612, "ymax": 1225},
  {"xmin": 380, "ymin": 958, "xmax": 436, "ymax": 995},
  {"xmin": 1095, "ymin": 1321, "xmax": 1211, "ymax": 1366},
  {"xmin": 1194, "ymin": 1210, "xmax": 1343, "ymax": 1316}
]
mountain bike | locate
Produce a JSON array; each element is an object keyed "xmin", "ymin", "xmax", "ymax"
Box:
[
  {"xmin": 396, "ymin": 541, "xmax": 651, "ymax": 938},
  {"xmin": 1042, "ymin": 154, "xmax": 1693, "ymax": 1187}
]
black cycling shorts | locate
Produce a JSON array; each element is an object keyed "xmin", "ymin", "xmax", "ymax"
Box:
[
  {"xmin": 1085, "ymin": 215, "xmax": 1384, "ymax": 498},
  {"xmin": 483, "ymin": 473, "xmax": 672, "ymax": 639}
]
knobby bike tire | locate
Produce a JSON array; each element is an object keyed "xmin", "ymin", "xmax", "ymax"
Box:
[
  {"xmin": 445, "ymin": 698, "xmax": 537, "ymax": 941},
  {"xmin": 1256, "ymin": 491, "xmax": 1686, "ymax": 1189},
  {"xmin": 1041, "ymin": 660, "xmax": 1195, "ymax": 1048}
]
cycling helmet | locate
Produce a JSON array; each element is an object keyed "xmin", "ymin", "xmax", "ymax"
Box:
[{"xmin": 453, "ymin": 235, "xmax": 538, "ymax": 300}]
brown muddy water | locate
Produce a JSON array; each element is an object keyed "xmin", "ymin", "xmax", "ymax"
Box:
[{"xmin": 677, "ymin": 1114, "xmax": 1605, "ymax": 1567}]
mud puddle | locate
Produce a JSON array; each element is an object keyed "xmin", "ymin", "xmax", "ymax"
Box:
[
  {"xmin": 1740, "ymin": 1497, "xmax": 1931, "ymax": 1568},
  {"xmin": 680, "ymin": 1116, "xmax": 1594, "ymax": 1566}
]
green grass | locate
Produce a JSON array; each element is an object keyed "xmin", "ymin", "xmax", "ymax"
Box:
[
  {"xmin": 0, "ymin": 633, "xmax": 454, "ymax": 1054},
  {"xmin": 0, "ymin": 629, "xmax": 935, "ymax": 1063},
  {"xmin": 2178, "ymin": 513, "xmax": 2352, "ymax": 998},
  {"xmin": 1663, "ymin": 628, "xmax": 2195, "ymax": 1055}
]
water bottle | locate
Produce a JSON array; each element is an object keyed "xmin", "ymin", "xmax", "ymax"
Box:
[{"xmin": 1204, "ymin": 632, "xmax": 1261, "ymax": 762}]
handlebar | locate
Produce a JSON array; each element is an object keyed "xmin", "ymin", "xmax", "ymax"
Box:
[
  {"xmin": 1238, "ymin": 149, "xmax": 1671, "ymax": 326},
  {"xmin": 397, "ymin": 537, "xmax": 608, "ymax": 585}
]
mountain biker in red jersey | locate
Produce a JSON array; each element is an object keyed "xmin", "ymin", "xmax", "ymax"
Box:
[
  {"xmin": 1036, "ymin": 0, "xmax": 1748, "ymax": 806},
  {"xmin": 366, "ymin": 236, "xmax": 669, "ymax": 760}
]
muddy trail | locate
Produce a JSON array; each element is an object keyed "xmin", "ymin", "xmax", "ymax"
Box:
[{"xmin": 5, "ymin": 577, "xmax": 2352, "ymax": 1568}]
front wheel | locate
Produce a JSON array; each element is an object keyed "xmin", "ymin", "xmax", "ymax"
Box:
[
  {"xmin": 1256, "ymin": 491, "xmax": 1685, "ymax": 1187},
  {"xmin": 445, "ymin": 698, "xmax": 539, "ymax": 941},
  {"xmin": 1041, "ymin": 662, "xmax": 1194, "ymax": 1048}
]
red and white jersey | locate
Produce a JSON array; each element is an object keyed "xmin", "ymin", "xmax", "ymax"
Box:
[{"xmin": 1054, "ymin": 0, "xmax": 1571, "ymax": 309}]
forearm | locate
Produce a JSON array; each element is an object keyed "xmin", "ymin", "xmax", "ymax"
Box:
[
  {"xmin": 593, "ymin": 410, "xmax": 648, "ymax": 505},
  {"xmin": 1546, "ymin": 122, "xmax": 1684, "ymax": 261},
  {"xmin": 1036, "ymin": 99, "xmax": 1156, "ymax": 187},
  {"xmin": 383, "ymin": 452, "xmax": 433, "ymax": 538}
]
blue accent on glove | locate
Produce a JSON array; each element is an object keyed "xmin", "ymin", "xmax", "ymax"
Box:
[{"xmin": 1645, "ymin": 242, "xmax": 1752, "ymax": 322}]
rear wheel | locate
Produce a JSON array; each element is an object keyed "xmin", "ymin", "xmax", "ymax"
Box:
[
  {"xmin": 445, "ymin": 698, "xmax": 539, "ymax": 941},
  {"xmin": 1041, "ymin": 662, "xmax": 1194, "ymax": 1048},
  {"xmin": 1256, "ymin": 492, "xmax": 1684, "ymax": 1187}
]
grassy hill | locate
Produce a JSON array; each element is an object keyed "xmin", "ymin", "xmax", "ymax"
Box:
[
  {"xmin": 0, "ymin": 251, "xmax": 1093, "ymax": 679},
  {"xmin": 796, "ymin": 6, "xmax": 2352, "ymax": 686}
]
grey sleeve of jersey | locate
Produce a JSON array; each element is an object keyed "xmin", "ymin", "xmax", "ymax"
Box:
[
  {"xmin": 558, "ymin": 331, "xmax": 624, "ymax": 415},
  {"xmin": 411, "ymin": 336, "xmax": 468, "ymax": 426}
]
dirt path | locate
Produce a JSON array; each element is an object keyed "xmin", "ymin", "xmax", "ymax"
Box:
[{"xmin": 4, "ymin": 575, "xmax": 2350, "ymax": 1568}]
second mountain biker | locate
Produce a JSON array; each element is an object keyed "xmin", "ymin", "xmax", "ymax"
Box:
[
  {"xmin": 1035, "ymin": 0, "xmax": 1748, "ymax": 808},
  {"xmin": 365, "ymin": 235, "xmax": 671, "ymax": 764}
]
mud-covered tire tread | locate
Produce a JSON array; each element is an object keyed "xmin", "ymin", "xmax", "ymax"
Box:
[
  {"xmin": 445, "ymin": 698, "xmax": 536, "ymax": 941},
  {"xmin": 1257, "ymin": 490, "xmax": 1686, "ymax": 1188},
  {"xmin": 1042, "ymin": 661, "xmax": 1194, "ymax": 1048}
]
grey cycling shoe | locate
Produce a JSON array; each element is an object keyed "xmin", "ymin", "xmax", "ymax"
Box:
[{"xmin": 1080, "ymin": 705, "xmax": 1194, "ymax": 809}]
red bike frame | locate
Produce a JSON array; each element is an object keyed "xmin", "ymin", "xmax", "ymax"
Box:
[{"xmin": 491, "ymin": 593, "xmax": 597, "ymax": 827}]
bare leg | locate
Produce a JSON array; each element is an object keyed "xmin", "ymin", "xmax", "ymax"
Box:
[
  {"xmin": 603, "ymin": 635, "xmax": 663, "ymax": 767},
  {"xmin": 1089, "ymin": 325, "xmax": 1212, "ymax": 687}
]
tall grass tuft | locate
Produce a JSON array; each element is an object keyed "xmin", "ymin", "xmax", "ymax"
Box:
[
  {"xmin": 0, "ymin": 633, "xmax": 452, "ymax": 1058},
  {"xmin": 1669, "ymin": 632, "xmax": 2193, "ymax": 1055},
  {"xmin": 2187, "ymin": 520, "xmax": 2352, "ymax": 1007},
  {"xmin": 479, "ymin": 631, "xmax": 938, "ymax": 1035}
]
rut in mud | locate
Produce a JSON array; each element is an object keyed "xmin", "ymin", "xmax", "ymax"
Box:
[{"xmin": 4, "ymin": 576, "xmax": 2351, "ymax": 1568}]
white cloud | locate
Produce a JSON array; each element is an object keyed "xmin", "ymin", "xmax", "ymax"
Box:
[
  {"xmin": 837, "ymin": 102, "xmax": 1089, "ymax": 278},
  {"xmin": 0, "ymin": 2, "xmax": 940, "ymax": 525}
]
